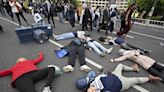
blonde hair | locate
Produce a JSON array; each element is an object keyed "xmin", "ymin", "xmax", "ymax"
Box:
[{"xmin": 16, "ymin": 57, "xmax": 26, "ymax": 63}]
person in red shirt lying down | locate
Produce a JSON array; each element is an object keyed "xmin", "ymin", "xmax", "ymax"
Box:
[{"xmin": 0, "ymin": 52, "xmax": 59, "ymax": 92}]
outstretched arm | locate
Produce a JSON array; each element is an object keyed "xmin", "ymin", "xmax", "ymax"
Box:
[
  {"xmin": 111, "ymin": 54, "xmax": 131, "ymax": 62},
  {"xmin": 0, "ymin": 69, "xmax": 12, "ymax": 77},
  {"xmin": 31, "ymin": 52, "xmax": 44, "ymax": 64}
]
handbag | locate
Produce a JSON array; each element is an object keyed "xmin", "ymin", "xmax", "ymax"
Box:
[{"xmin": 54, "ymin": 48, "xmax": 69, "ymax": 58}]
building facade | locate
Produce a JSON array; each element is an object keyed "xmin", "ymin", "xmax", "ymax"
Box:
[
  {"xmin": 115, "ymin": 0, "xmax": 128, "ymax": 10},
  {"xmin": 79, "ymin": 0, "xmax": 109, "ymax": 8},
  {"xmin": 78, "ymin": 0, "xmax": 128, "ymax": 10}
]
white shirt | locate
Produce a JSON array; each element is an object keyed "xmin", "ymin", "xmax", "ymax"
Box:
[{"xmin": 90, "ymin": 74, "xmax": 107, "ymax": 92}]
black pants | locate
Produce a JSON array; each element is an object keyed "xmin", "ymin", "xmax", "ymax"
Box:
[
  {"xmin": 68, "ymin": 44, "xmax": 86, "ymax": 67},
  {"xmin": 82, "ymin": 24, "xmax": 88, "ymax": 31},
  {"xmin": 4, "ymin": 7, "xmax": 13, "ymax": 19},
  {"xmin": 148, "ymin": 62, "xmax": 164, "ymax": 80},
  {"xmin": 0, "ymin": 25, "xmax": 3, "ymax": 31},
  {"xmin": 47, "ymin": 13, "xmax": 55, "ymax": 26},
  {"xmin": 15, "ymin": 11, "xmax": 28, "ymax": 25},
  {"xmin": 14, "ymin": 67, "xmax": 55, "ymax": 92},
  {"xmin": 69, "ymin": 19, "xmax": 75, "ymax": 28},
  {"xmin": 120, "ymin": 42, "xmax": 149, "ymax": 54},
  {"xmin": 119, "ymin": 20, "xmax": 125, "ymax": 32}
]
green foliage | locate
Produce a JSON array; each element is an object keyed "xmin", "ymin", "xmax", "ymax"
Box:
[
  {"xmin": 71, "ymin": 0, "xmax": 79, "ymax": 7},
  {"xmin": 149, "ymin": 16, "xmax": 163, "ymax": 20},
  {"xmin": 136, "ymin": 0, "xmax": 164, "ymax": 16}
]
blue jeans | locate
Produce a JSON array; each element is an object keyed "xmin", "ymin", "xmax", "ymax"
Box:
[
  {"xmin": 56, "ymin": 32, "xmax": 75, "ymax": 40},
  {"xmin": 58, "ymin": 12, "xmax": 63, "ymax": 22},
  {"xmin": 87, "ymin": 41, "xmax": 107, "ymax": 55}
]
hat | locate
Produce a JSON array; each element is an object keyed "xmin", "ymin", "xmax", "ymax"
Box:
[
  {"xmin": 48, "ymin": 65, "xmax": 62, "ymax": 76},
  {"xmin": 76, "ymin": 71, "xmax": 97, "ymax": 90},
  {"xmin": 76, "ymin": 77, "xmax": 88, "ymax": 90}
]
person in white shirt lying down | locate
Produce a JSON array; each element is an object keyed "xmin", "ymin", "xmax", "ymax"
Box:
[{"xmin": 110, "ymin": 49, "xmax": 164, "ymax": 83}]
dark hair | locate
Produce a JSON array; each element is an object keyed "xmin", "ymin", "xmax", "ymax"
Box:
[{"xmin": 98, "ymin": 37, "xmax": 106, "ymax": 42}]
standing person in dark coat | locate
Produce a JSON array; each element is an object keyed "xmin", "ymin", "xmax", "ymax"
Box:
[
  {"xmin": 2, "ymin": 0, "xmax": 14, "ymax": 20},
  {"xmin": 0, "ymin": 0, "xmax": 5, "ymax": 16},
  {"xmin": 99, "ymin": 4, "xmax": 111, "ymax": 35},
  {"xmin": 119, "ymin": 10, "xmax": 126, "ymax": 32},
  {"xmin": 45, "ymin": 0, "xmax": 55, "ymax": 27},
  {"xmin": 82, "ymin": 8, "xmax": 92, "ymax": 31},
  {"xmin": 68, "ymin": 4, "xmax": 75, "ymax": 30},
  {"xmin": 117, "ymin": 4, "xmax": 137, "ymax": 37}
]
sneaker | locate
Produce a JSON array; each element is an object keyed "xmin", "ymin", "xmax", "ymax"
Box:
[
  {"xmin": 63, "ymin": 65, "xmax": 74, "ymax": 72},
  {"xmin": 80, "ymin": 65, "xmax": 91, "ymax": 72},
  {"xmin": 110, "ymin": 59, "xmax": 115, "ymax": 62},
  {"xmin": 42, "ymin": 86, "xmax": 52, "ymax": 92},
  {"xmin": 132, "ymin": 64, "xmax": 139, "ymax": 72},
  {"xmin": 100, "ymin": 53, "xmax": 106, "ymax": 57},
  {"xmin": 144, "ymin": 50, "xmax": 151, "ymax": 54},
  {"xmin": 106, "ymin": 47, "xmax": 113, "ymax": 54},
  {"xmin": 148, "ymin": 75, "xmax": 162, "ymax": 82},
  {"xmin": 52, "ymin": 34, "xmax": 57, "ymax": 41}
]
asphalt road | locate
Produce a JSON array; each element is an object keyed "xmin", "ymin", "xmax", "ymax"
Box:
[{"xmin": 0, "ymin": 14, "xmax": 164, "ymax": 92}]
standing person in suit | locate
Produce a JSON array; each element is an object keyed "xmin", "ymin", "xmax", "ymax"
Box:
[
  {"xmin": 98, "ymin": 4, "xmax": 111, "ymax": 35},
  {"xmin": 117, "ymin": 4, "xmax": 137, "ymax": 37},
  {"xmin": 45, "ymin": 0, "xmax": 55, "ymax": 27}
]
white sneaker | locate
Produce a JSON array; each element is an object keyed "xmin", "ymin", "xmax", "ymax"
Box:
[
  {"xmin": 106, "ymin": 47, "xmax": 113, "ymax": 54},
  {"xmin": 100, "ymin": 53, "xmax": 106, "ymax": 57},
  {"xmin": 42, "ymin": 86, "xmax": 52, "ymax": 92},
  {"xmin": 80, "ymin": 65, "xmax": 91, "ymax": 72},
  {"xmin": 110, "ymin": 59, "xmax": 115, "ymax": 62},
  {"xmin": 63, "ymin": 65, "xmax": 74, "ymax": 72}
]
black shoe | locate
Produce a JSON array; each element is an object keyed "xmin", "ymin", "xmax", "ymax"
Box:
[
  {"xmin": 0, "ymin": 26, "xmax": 3, "ymax": 32},
  {"xmin": 97, "ymin": 29, "xmax": 100, "ymax": 32},
  {"xmin": 144, "ymin": 50, "xmax": 151, "ymax": 54}
]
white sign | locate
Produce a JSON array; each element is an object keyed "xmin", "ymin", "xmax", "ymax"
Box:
[{"xmin": 33, "ymin": 13, "xmax": 43, "ymax": 23}]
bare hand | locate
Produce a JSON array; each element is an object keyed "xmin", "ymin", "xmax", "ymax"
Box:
[{"xmin": 125, "ymin": 21, "xmax": 128, "ymax": 25}]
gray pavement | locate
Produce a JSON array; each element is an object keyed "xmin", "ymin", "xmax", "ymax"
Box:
[{"xmin": 0, "ymin": 14, "xmax": 164, "ymax": 92}]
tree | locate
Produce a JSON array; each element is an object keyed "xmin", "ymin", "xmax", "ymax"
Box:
[
  {"xmin": 136, "ymin": 0, "xmax": 164, "ymax": 16},
  {"xmin": 71, "ymin": 0, "xmax": 79, "ymax": 8}
]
